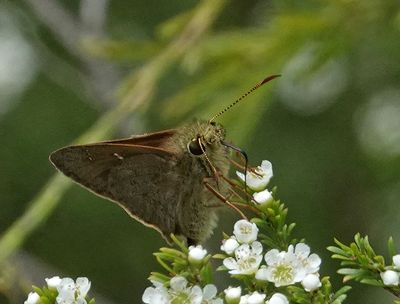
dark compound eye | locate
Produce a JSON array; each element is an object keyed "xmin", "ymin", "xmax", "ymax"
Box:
[
  {"xmin": 210, "ymin": 121, "xmax": 216, "ymax": 126},
  {"xmin": 187, "ymin": 138, "xmax": 205, "ymax": 156}
]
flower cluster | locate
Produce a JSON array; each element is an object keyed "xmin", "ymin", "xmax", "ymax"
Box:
[
  {"xmin": 236, "ymin": 160, "xmax": 274, "ymax": 208},
  {"xmin": 222, "ymin": 220, "xmax": 263, "ymax": 275},
  {"xmin": 24, "ymin": 276, "xmax": 93, "ymax": 304},
  {"xmin": 142, "ymin": 276, "xmax": 222, "ymax": 304},
  {"xmin": 380, "ymin": 254, "xmax": 400, "ymax": 286},
  {"xmin": 221, "ymin": 218, "xmax": 322, "ymax": 301}
]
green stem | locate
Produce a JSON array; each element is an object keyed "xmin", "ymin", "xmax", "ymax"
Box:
[{"xmin": 0, "ymin": 0, "xmax": 227, "ymax": 265}]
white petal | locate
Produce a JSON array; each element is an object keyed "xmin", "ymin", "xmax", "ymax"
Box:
[
  {"xmin": 268, "ymin": 293, "xmax": 289, "ymax": 304},
  {"xmin": 254, "ymin": 255, "xmax": 263, "ymax": 269},
  {"xmin": 260, "ymin": 160, "xmax": 273, "ymax": 177},
  {"xmin": 24, "ymin": 292, "xmax": 40, "ymax": 304},
  {"xmin": 170, "ymin": 276, "xmax": 188, "ymax": 291},
  {"xmin": 235, "ymin": 244, "xmax": 251, "ymax": 260},
  {"xmin": 381, "ymin": 270, "xmax": 399, "ymax": 286},
  {"xmin": 203, "ymin": 284, "xmax": 217, "ymax": 300},
  {"xmin": 255, "ymin": 266, "xmax": 268, "ymax": 281},
  {"xmin": 189, "ymin": 285, "xmax": 203, "ymax": 304},
  {"xmin": 295, "ymin": 243, "xmax": 310, "ymax": 258},
  {"xmin": 142, "ymin": 287, "xmax": 155, "ymax": 303},
  {"xmin": 223, "ymin": 257, "xmax": 238, "ymax": 270},
  {"xmin": 239, "ymin": 294, "xmax": 249, "ymax": 304},
  {"xmin": 236, "ymin": 171, "xmax": 246, "ymax": 182},
  {"xmin": 57, "ymin": 278, "xmax": 75, "ymax": 303},
  {"xmin": 306, "ymin": 254, "xmax": 322, "ymax": 273},
  {"xmin": 393, "ymin": 254, "xmax": 400, "ymax": 269},
  {"xmin": 264, "ymin": 249, "xmax": 280, "ymax": 265},
  {"xmin": 76, "ymin": 277, "xmax": 91, "ymax": 297},
  {"xmin": 76, "ymin": 297, "xmax": 87, "ymax": 304},
  {"xmin": 251, "ymin": 241, "xmax": 263, "ymax": 255},
  {"xmin": 302, "ymin": 273, "xmax": 322, "ymax": 292}
]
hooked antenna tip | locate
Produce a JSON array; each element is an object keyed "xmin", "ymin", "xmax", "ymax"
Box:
[{"xmin": 259, "ymin": 74, "xmax": 281, "ymax": 86}]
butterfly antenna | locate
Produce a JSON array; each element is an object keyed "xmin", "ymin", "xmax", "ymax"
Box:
[{"xmin": 209, "ymin": 74, "xmax": 281, "ymax": 123}]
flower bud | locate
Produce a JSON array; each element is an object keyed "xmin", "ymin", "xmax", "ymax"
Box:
[
  {"xmin": 188, "ymin": 245, "xmax": 207, "ymax": 265},
  {"xmin": 381, "ymin": 270, "xmax": 399, "ymax": 286},
  {"xmin": 267, "ymin": 293, "xmax": 289, "ymax": 304},
  {"xmin": 224, "ymin": 286, "xmax": 241, "ymax": 304},
  {"xmin": 45, "ymin": 276, "xmax": 62, "ymax": 289},
  {"xmin": 221, "ymin": 237, "xmax": 240, "ymax": 255},
  {"xmin": 301, "ymin": 273, "xmax": 321, "ymax": 292},
  {"xmin": 24, "ymin": 292, "xmax": 40, "ymax": 304},
  {"xmin": 253, "ymin": 189, "xmax": 273, "ymax": 207}
]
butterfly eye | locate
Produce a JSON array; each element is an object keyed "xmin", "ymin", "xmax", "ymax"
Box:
[{"xmin": 187, "ymin": 138, "xmax": 205, "ymax": 156}]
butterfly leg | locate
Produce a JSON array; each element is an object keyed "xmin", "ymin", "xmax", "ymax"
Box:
[
  {"xmin": 210, "ymin": 174, "xmax": 259, "ymax": 214},
  {"xmin": 203, "ymin": 180, "xmax": 248, "ymax": 220}
]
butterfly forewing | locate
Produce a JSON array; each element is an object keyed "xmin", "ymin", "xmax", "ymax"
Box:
[{"xmin": 49, "ymin": 133, "xmax": 181, "ymax": 241}]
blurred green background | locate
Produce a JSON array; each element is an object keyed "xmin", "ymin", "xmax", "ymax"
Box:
[{"xmin": 0, "ymin": 0, "xmax": 400, "ymax": 303}]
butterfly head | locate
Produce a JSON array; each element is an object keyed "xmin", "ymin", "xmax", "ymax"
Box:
[{"xmin": 186, "ymin": 121, "xmax": 225, "ymax": 157}]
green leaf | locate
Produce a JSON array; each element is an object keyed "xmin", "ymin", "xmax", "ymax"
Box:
[
  {"xmin": 149, "ymin": 272, "xmax": 171, "ymax": 283},
  {"xmin": 212, "ymin": 254, "xmax": 227, "ymax": 259},
  {"xmin": 388, "ymin": 237, "xmax": 397, "ymax": 257},
  {"xmin": 327, "ymin": 245, "xmax": 351, "ymax": 257},
  {"xmin": 332, "ymin": 285, "xmax": 352, "ymax": 299},
  {"xmin": 359, "ymin": 278, "xmax": 383, "ymax": 286}
]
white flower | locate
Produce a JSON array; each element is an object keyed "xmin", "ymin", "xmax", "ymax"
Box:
[
  {"xmin": 223, "ymin": 242, "xmax": 263, "ymax": 275},
  {"xmin": 189, "ymin": 245, "xmax": 208, "ymax": 264},
  {"xmin": 202, "ymin": 284, "xmax": 223, "ymax": 304},
  {"xmin": 301, "ymin": 273, "xmax": 322, "ymax": 292},
  {"xmin": 393, "ymin": 254, "xmax": 400, "ymax": 269},
  {"xmin": 221, "ymin": 237, "xmax": 240, "ymax": 255},
  {"xmin": 56, "ymin": 277, "xmax": 91, "ymax": 304},
  {"xmin": 380, "ymin": 270, "xmax": 399, "ymax": 286},
  {"xmin": 233, "ymin": 220, "xmax": 259, "ymax": 244},
  {"xmin": 169, "ymin": 276, "xmax": 203, "ymax": 304},
  {"xmin": 46, "ymin": 276, "xmax": 62, "ymax": 289},
  {"xmin": 266, "ymin": 293, "xmax": 289, "ymax": 304},
  {"xmin": 253, "ymin": 189, "xmax": 273, "ymax": 206},
  {"xmin": 288, "ymin": 243, "xmax": 321, "ymax": 275},
  {"xmin": 239, "ymin": 291, "xmax": 266, "ymax": 304},
  {"xmin": 144, "ymin": 277, "xmax": 221, "ymax": 304},
  {"xmin": 224, "ymin": 286, "xmax": 241, "ymax": 304},
  {"xmin": 142, "ymin": 281, "xmax": 171, "ymax": 304},
  {"xmin": 236, "ymin": 160, "xmax": 273, "ymax": 191},
  {"xmin": 264, "ymin": 248, "xmax": 304, "ymax": 287},
  {"xmin": 255, "ymin": 265, "xmax": 268, "ymax": 281},
  {"xmin": 24, "ymin": 292, "xmax": 40, "ymax": 304}
]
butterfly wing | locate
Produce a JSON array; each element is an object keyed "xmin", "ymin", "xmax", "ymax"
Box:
[{"xmin": 49, "ymin": 131, "xmax": 182, "ymax": 241}]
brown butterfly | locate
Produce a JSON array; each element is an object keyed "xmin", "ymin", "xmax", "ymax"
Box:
[{"xmin": 49, "ymin": 75, "xmax": 279, "ymax": 244}]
